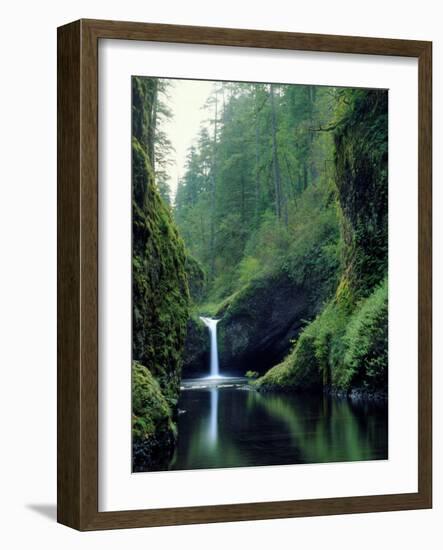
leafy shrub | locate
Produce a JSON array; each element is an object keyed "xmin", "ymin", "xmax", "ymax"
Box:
[{"xmin": 334, "ymin": 277, "xmax": 388, "ymax": 390}]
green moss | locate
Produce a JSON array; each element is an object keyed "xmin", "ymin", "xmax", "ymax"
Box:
[
  {"xmin": 334, "ymin": 277, "xmax": 388, "ymax": 390},
  {"xmin": 132, "ymin": 362, "xmax": 174, "ymax": 441},
  {"xmin": 132, "ymin": 77, "xmax": 190, "ymax": 469},
  {"xmin": 132, "ymin": 136, "xmax": 189, "ymax": 402},
  {"xmin": 334, "ymin": 89, "xmax": 388, "ymax": 303},
  {"xmin": 257, "ymin": 328, "xmax": 321, "ymax": 391},
  {"xmin": 132, "ymin": 362, "xmax": 178, "ymax": 471}
]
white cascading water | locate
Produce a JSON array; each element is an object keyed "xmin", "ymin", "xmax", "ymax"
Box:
[{"xmin": 199, "ymin": 317, "xmax": 221, "ymax": 378}]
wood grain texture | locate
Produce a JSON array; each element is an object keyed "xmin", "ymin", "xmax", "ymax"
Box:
[
  {"xmin": 57, "ymin": 20, "xmax": 81, "ymax": 528},
  {"xmin": 57, "ymin": 19, "xmax": 432, "ymax": 531},
  {"xmin": 417, "ymin": 42, "xmax": 432, "ymax": 506},
  {"xmin": 84, "ymin": 18, "xmax": 429, "ymax": 56}
]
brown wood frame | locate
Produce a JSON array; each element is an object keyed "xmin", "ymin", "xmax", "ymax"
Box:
[{"xmin": 57, "ymin": 18, "xmax": 432, "ymax": 531}]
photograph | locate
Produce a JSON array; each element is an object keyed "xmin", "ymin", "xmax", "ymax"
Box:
[{"xmin": 131, "ymin": 76, "xmax": 389, "ymax": 473}]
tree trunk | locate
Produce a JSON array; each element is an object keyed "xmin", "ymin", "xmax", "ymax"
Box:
[
  {"xmin": 308, "ymin": 85, "xmax": 317, "ymax": 184},
  {"xmin": 254, "ymin": 87, "xmax": 260, "ymax": 221},
  {"xmin": 147, "ymin": 79, "xmax": 158, "ymax": 167},
  {"xmin": 269, "ymin": 84, "xmax": 283, "ymax": 222},
  {"xmin": 209, "ymin": 90, "xmax": 218, "ymax": 280},
  {"xmin": 241, "ymin": 172, "xmax": 245, "ymax": 224}
]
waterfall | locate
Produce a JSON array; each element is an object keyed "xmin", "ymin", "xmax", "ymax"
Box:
[{"xmin": 200, "ymin": 317, "xmax": 221, "ymax": 378}]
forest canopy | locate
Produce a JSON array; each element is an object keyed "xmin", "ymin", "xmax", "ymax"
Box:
[{"xmin": 174, "ymin": 82, "xmax": 345, "ymax": 303}]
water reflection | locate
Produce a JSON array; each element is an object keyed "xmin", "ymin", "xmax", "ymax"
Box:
[
  {"xmin": 208, "ymin": 388, "xmax": 218, "ymax": 444},
  {"xmin": 169, "ymin": 386, "xmax": 387, "ymax": 471}
]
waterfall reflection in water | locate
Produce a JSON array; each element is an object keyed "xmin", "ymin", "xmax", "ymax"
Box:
[{"xmin": 208, "ymin": 387, "xmax": 218, "ymax": 444}]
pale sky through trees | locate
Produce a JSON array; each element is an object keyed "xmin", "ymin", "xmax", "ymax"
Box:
[{"xmin": 161, "ymin": 78, "xmax": 213, "ymax": 200}]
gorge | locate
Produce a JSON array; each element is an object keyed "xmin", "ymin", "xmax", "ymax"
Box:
[{"xmin": 131, "ymin": 76, "xmax": 389, "ymax": 472}]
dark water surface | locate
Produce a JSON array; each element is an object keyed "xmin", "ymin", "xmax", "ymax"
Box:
[{"xmin": 169, "ymin": 383, "xmax": 388, "ymax": 471}]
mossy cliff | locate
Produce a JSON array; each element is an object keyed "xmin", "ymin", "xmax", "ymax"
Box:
[
  {"xmin": 334, "ymin": 89, "xmax": 388, "ymax": 302},
  {"xmin": 182, "ymin": 315, "xmax": 210, "ymax": 377},
  {"xmin": 258, "ymin": 90, "xmax": 388, "ymax": 396},
  {"xmin": 181, "ymin": 256, "xmax": 209, "ymax": 378},
  {"xmin": 132, "ymin": 77, "xmax": 190, "ymax": 470}
]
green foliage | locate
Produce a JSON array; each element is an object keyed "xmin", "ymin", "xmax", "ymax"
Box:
[
  {"xmin": 185, "ymin": 254, "xmax": 206, "ymax": 303},
  {"xmin": 245, "ymin": 370, "xmax": 259, "ymax": 379},
  {"xmin": 334, "ymin": 277, "xmax": 388, "ymax": 390},
  {"xmin": 174, "ymin": 82, "xmax": 340, "ymax": 304},
  {"xmin": 237, "ymin": 256, "xmax": 261, "ymax": 287},
  {"xmin": 242, "ymin": 210, "xmax": 291, "ymax": 279},
  {"xmin": 281, "ymin": 186, "xmax": 342, "ymax": 306}
]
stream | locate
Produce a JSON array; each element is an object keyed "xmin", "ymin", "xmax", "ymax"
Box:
[
  {"xmin": 169, "ymin": 317, "xmax": 388, "ymax": 471},
  {"xmin": 169, "ymin": 382, "xmax": 388, "ymax": 470}
]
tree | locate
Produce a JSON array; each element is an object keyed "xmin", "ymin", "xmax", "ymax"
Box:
[
  {"xmin": 174, "ymin": 79, "xmax": 339, "ymax": 302},
  {"xmin": 269, "ymin": 84, "xmax": 285, "ymax": 224}
]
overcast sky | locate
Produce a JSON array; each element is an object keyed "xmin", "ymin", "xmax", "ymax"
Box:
[{"xmin": 160, "ymin": 79, "xmax": 214, "ymax": 200}]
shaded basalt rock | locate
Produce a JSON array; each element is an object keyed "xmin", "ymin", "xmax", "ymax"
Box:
[
  {"xmin": 182, "ymin": 316, "xmax": 210, "ymax": 377},
  {"xmin": 132, "ymin": 430, "xmax": 176, "ymax": 472},
  {"xmin": 217, "ymin": 275, "xmax": 316, "ymax": 375},
  {"xmin": 324, "ymin": 386, "xmax": 388, "ymax": 402}
]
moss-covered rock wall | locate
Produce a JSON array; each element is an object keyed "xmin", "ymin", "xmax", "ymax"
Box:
[
  {"xmin": 334, "ymin": 89, "xmax": 388, "ymax": 304},
  {"xmin": 132, "ymin": 77, "xmax": 190, "ymax": 470}
]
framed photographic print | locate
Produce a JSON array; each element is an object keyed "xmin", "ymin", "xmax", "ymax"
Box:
[{"xmin": 57, "ymin": 19, "xmax": 432, "ymax": 530}]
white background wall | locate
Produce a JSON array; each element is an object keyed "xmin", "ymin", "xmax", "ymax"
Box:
[{"xmin": 0, "ymin": 0, "xmax": 441, "ymax": 547}]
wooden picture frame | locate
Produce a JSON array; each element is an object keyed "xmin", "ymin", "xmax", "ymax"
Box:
[{"xmin": 57, "ymin": 18, "xmax": 432, "ymax": 530}]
